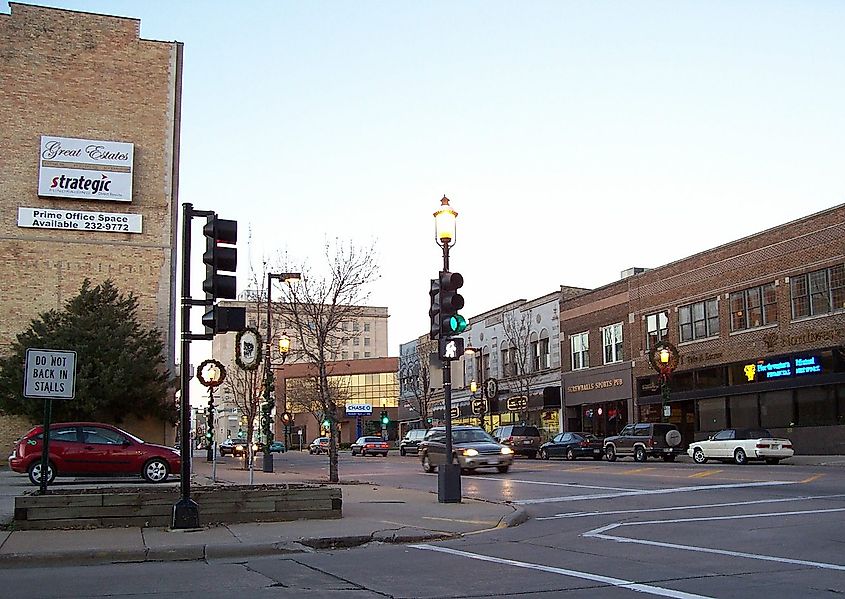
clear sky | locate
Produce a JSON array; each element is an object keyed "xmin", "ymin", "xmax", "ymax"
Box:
[{"xmin": 10, "ymin": 0, "xmax": 845, "ymax": 357}]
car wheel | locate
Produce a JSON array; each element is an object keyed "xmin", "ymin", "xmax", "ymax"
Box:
[
  {"xmin": 693, "ymin": 448, "xmax": 707, "ymax": 464},
  {"xmin": 422, "ymin": 454, "xmax": 436, "ymax": 473},
  {"xmin": 539, "ymin": 449, "xmax": 549, "ymax": 460},
  {"xmin": 765, "ymin": 458, "xmax": 781, "ymax": 465},
  {"xmin": 605, "ymin": 445, "xmax": 617, "ymax": 462},
  {"xmin": 27, "ymin": 460, "xmax": 56, "ymax": 486},
  {"xmin": 496, "ymin": 465, "xmax": 510, "ymax": 473},
  {"xmin": 400, "ymin": 448, "xmax": 406, "ymax": 456},
  {"xmin": 734, "ymin": 448, "xmax": 748, "ymax": 465},
  {"xmin": 142, "ymin": 458, "xmax": 169, "ymax": 483},
  {"xmin": 566, "ymin": 448, "xmax": 576, "ymax": 461},
  {"xmin": 634, "ymin": 446, "xmax": 647, "ymax": 462}
]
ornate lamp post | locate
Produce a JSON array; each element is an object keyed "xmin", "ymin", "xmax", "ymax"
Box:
[
  {"xmin": 434, "ymin": 195, "xmax": 461, "ymax": 503},
  {"xmin": 648, "ymin": 341, "xmax": 679, "ymax": 423},
  {"xmin": 262, "ymin": 272, "xmax": 300, "ymax": 473}
]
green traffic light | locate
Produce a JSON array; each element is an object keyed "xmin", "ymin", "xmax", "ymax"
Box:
[{"xmin": 449, "ymin": 314, "xmax": 467, "ymax": 333}]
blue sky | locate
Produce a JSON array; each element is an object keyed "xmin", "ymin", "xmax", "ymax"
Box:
[{"xmin": 10, "ymin": 0, "xmax": 845, "ymax": 356}]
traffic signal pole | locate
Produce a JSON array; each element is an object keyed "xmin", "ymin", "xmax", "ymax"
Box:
[
  {"xmin": 437, "ymin": 239, "xmax": 461, "ymax": 503},
  {"xmin": 173, "ymin": 203, "xmax": 211, "ymax": 530}
]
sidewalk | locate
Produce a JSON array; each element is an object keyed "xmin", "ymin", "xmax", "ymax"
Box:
[{"xmin": 0, "ymin": 455, "xmax": 526, "ymax": 568}]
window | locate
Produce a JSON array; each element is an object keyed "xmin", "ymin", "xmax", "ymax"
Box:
[
  {"xmin": 791, "ymin": 264, "xmax": 845, "ymax": 319},
  {"xmin": 571, "ymin": 332, "xmax": 589, "ymax": 370},
  {"xmin": 698, "ymin": 397, "xmax": 727, "ymax": 431},
  {"xmin": 712, "ymin": 429, "xmax": 734, "ymax": 441},
  {"xmin": 364, "ymin": 338, "xmax": 371, "ymax": 346},
  {"xmin": 353, "ymin": 337, "xmax": 360, "ymax": 346},
  {"xmin": 760, "ymin": 390, "xmax": 793, "ymax": 428},
  {"xmin": 539, "ymin": 337, "xmax": 550, "ymax": 369},
  {"xmin": 601, "ymin": 323, "xmax": 623, "ymax": 364},
  {"xmin": 679, "ymin": 298, "xmax": 719, "ymax": 342},
  {"xmin": 729, "ymin": 394, "xmax": 759, "ymax": 428},
  {"xmin": 353, "ymin": 352, "xmax": 360, "ymax": 359},
  {"xmin": 364, "ymin": 351, "xmax": 371, "ymax": 358},
  {"xmin": 364, "ymin": 323, "xmax": 371, "ymax": 332},
  {"xmin": 530, "ymin": 340, "xmax": 540, "ymax": 371},
  {"xmin": 645, "ymin": 312, "xmax": 668, "ymax": 350},
  {"xmin": 730, "ymin": 283, "xmax": 777, "ymax": 331},
  {"xmin": 501, "ymin": 347, "xmax": 511, "ymax": 377},
  {"xmin": 82, "ymin": 426, "xmax": 126, "ymax": 445}
]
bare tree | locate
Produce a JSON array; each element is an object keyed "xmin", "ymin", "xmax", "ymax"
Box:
[
  {"xmin": 274, "ymin": 239, "xmax": 379, "ymax": 483},
  {"xmin": 502, "ymin": 309, "xmax": 541, "ymax": 423},
  {"xmin": 221, "ymin": 363, "xmax": 262, "ymax": 468},
  {"xmin": 400, "ymin": 338, "xmax": 435, "ymax": 428}
]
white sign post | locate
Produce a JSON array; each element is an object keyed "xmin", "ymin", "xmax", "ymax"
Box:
[{"xmin": 24, "ymin": 349, "xmax": 77, "ymax": 495}]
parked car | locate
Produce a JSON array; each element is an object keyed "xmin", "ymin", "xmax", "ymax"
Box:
[
  {"xmin": 399, "ymin": 429, "xmax": 427, "ymax": 456},
  {"xmin": 492, "ymin": 424, "xmax": 542, "ymax": 459},
  {"xmin": 420, "ymin": 425, "xmax": 514, "ymax": 474},
  {"xmin": 604, "ymin": 422, "xmax": 684, "ymax": 462},
  {"xmin": 539, "ymin": 432, "xmax": 603, "ymax": 460},
  {"xmin": 8, "ymin": 422, "xmax": 181, "ymax": 485},
  {"xmin": 309, "ymin": 437, "xmax": 330, "ymax": 454},
  {"xmin": 688, "ymin": 428, "xmax": 794, "ymax": 465},
  {"xmin": 351, "ymin": 436, "xmax": 390, "ymax": 456},
  {"xmin": 268, "ymin": 441, "xmax": 287, "ymax": 453}
]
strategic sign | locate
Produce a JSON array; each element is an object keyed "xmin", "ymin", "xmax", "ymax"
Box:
[{"xmin": 24, "ymin": 349, "xmax": 77, "ymax": 400}]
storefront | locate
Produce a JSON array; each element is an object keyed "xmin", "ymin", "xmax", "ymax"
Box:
[
  {"xmin": 636, "ymin": 347, "xmax": 845, "ymax": 454},
  {"xmin": 432, "ymin": 385, "xmax": 562, "ymax": 439},
  {"xmin": 563, "ymin": 363, "xmax": 633, "ymax": 437}
]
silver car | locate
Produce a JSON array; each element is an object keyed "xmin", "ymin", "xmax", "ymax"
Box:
[{"xmin": 419, "ymin": 425, "xmax": 514, "ymax": 474}]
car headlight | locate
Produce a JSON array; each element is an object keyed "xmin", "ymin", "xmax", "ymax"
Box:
[
  {"xmin": 463, "ymin": 448, "xmax": 479, "ymax": 457},
  {"xmin": 501, "ymin": 447, "xmax": 513, "ymax": 455}
]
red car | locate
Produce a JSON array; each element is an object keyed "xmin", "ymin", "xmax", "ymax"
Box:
[
  {"xmin": 350, "ymin": 436, "xmax": 390, "ymax": 457},
  {"xmin": 8, "ymin": 422, "xmax": 181, "ymax": 485}
]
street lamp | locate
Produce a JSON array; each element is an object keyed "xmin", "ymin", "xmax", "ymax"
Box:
[
  {"xmin": 433, "ymin": 196, "xmax": 461, "ymax": 503},
  {"xmin": 648, "ymin": 341, "xmax": 679, "ymax": 424},
  {"xmin": 263, "ymin": 272, "xmax": 300, "ymax": 473}
]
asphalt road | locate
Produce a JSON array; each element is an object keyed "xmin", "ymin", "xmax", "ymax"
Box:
[{"xmin": 3, "ymin": 451, "xmax": 845, "ymax": 598}]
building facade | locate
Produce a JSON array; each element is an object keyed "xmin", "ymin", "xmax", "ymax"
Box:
[
  {"xmin": 211, "ymin": 298, "xmax": 390, "ymax": 442},
  {"xmin": 0, "ymin": 4, "xmax": 182, "ymax": 446},
  {"xmin": 433, "ymin": 290, "xmax": 584, "ymax": 439},
  {"xmin": 560, "ymin": 205, "xmax": 845, "ymax": 453},
  {"xmin": 277, "ymin": 357, "xmax": 399, "ymax": 446}
]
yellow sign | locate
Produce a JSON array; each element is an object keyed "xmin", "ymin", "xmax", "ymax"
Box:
[{"xmin": 743, "ymin": 364, "xmax": 756, "ymax": 382}]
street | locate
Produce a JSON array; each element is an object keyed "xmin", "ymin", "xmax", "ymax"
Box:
[{"xmin": 2, "ymin": 450, "xmax": 844, "ymax": 597}]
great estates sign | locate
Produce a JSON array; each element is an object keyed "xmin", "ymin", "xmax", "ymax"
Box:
[{"xmin": 38, "ymin": 136, "xmax": 134, "ymax": 202}]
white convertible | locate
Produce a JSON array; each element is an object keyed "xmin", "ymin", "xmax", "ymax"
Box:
[{"xmin": 688, "ymin": 428, "xmax": 794, "ymax": 465}]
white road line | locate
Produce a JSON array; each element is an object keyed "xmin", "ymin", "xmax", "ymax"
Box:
[
  {"xmin": 536, "ymin": 493, "xmax": 845, "ymax": 520},
  {"xmin": 515, "ymin": 480, "xmax": 797, "ymax": 505},
  {"xmin": 462, "ymin": 475, "xmax": 637, "ymax": 492},
  {"xmin": 584, "ymin": 507, "xmax": 845, "ymax": 572},
  {"xmin": 410, "ymin": 544, "xmax": 715, "ymax": 599}
]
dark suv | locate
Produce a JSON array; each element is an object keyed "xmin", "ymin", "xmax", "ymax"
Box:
[
  {"xmin": 399, "ymin": 429, "xmax": 427, "ymax": 456},
  {"xmin": 603, "ymin": 423, "xmax": 684, "ymax": 462},
  {"xmin": 492, "ymin": 425, "xmax": 542, "ymax": 459}
]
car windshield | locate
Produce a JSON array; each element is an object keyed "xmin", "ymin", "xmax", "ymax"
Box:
[
  {"xmin": 361, "ymin": 437, "xmax": 382, "ymax": 443},
  {"xmin": 453, "ymin": 429, "xmax": 495, "ymax": 444}
]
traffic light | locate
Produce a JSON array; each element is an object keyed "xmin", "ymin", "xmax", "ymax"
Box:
[
  {"xmin": 438, "ymin": 271, "xmax": 466, "ymax": 336},
  {"xmin": 428, "ymin": 278, "xmax": 440, "ymax": 340},
  {"xmin": 204, "ymin": 430, "xmax": 212, "ymax": 441},
  {"xmin": 203, "ymin": 215, "xmax": 237, "ymax": 299},
  {"xmin": 201, "ymin": 215, "xmax": 246, "ymax": 334},
  {"xmin": 380, "ymin": 410, "xmax": 389, "ymax": 426}
]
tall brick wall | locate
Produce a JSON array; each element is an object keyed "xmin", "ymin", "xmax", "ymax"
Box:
[{"xmin": 0, "ymin": 4, "xmax": 181, "ymax": 447}]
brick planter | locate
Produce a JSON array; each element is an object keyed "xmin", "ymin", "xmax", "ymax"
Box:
[{"xmin": 13, "ymin": 484, "xmax": 342, "ymax": 530}]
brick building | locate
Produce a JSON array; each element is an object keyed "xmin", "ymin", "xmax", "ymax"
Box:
[
  {"xmin": 561, "ymin": 204, "xmax": 845, "ymax": 454},
  {"xmin": 0, "ymin": 4, "xmax": 182, "ymax": 446}
]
